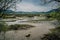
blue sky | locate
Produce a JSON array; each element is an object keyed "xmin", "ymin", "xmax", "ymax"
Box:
[{"xmin": 10, "ymin": 0, "xmax": 60, "ymax": 12}]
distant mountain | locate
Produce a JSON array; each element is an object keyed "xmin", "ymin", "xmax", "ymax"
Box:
[
  {"xmin": 4, "ymin": 10, "xmax": 14, "ymax": 13},
  {"xmin": 4, "ymin": 8, "xmax": 60, "ymax": 14},
  {"xmin": 47, "ymin": 8, "xmax": 60, "ymax": 13}
]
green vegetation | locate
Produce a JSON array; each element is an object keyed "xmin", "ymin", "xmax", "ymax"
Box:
[
  {"xmin": 0, "ymin": 22, "xmax": 8, "ymax": 33},
  {"xmin": 9, "ymin": 24, "xmax": 35, "ymax": 30},
  {"xmin": 50, "ymin": 11, "xmax": 60, "ymax": 21},
  {"xmin": 45, "ymin": 8, "xmax": 60, "ymax": 21},
  {"xmin": 41, "ymin": 26, "xmax": 60, "ymax": 40},
  {"xmin": 0, "ymin": 13, "xmax": 16, "ymax": 19},
  {"xmin": 0, "ymin": 22, "xmax": 8, "ymax": 40},
  {"xmin": 0, "ymin": 23, "xmax": 35, "ymax": 31}
]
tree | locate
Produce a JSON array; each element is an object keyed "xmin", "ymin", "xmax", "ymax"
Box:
[
  {"xmin": 0, "ymin": 0, "xmax": 22, "ymax": 11},
  {"xmin": 0, "ymin": 0, "xmax": 14, "ymax": 12},
  {"xmin": 0, "ymin": 0, "xmax": 22, "ymax": 18}
]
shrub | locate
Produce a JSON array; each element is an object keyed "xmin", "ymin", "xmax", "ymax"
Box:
[{"xmin": 9, "ymin": 24, "xmax": 35, "ymax": 30}]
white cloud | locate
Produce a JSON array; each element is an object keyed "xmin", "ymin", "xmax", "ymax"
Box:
[
  {"xmin": 10, "ymin": 1, "xmax": 59, "ymax": 12},
  {"xmin": 11, "ymin": 3, "xmax": 49, "ymax": 12}
]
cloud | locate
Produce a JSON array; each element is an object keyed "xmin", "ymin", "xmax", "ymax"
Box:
[
  {"xmin": 16, "ymin": 3, "xmax": 47, "ymax": 12},
  {"xmin": 10, "ymin": 0, "xmax": 59, "ymax": 12}
]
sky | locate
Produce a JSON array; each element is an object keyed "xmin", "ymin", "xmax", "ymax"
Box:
[{"xmin": 10, "ymin": 0, "xmax": 60, "ymax": 12}]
